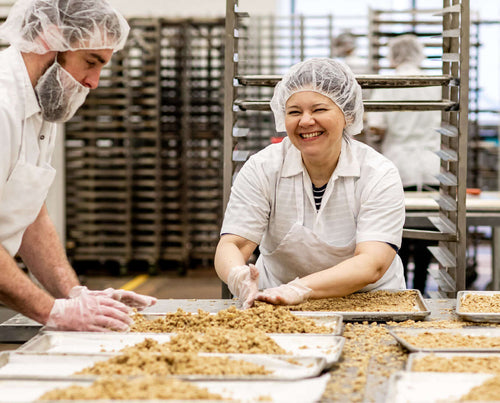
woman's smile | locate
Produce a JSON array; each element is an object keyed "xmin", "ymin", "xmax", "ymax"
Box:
[{"xmin": 299, "ymin": 130, "xmax": 324, "ymax": 140}]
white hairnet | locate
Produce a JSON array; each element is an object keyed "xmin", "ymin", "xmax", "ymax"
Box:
[
  {"xmin": 334, "ymin": 32, "xmax": 356, "ymax": 57},
  {"xmin": 270, "ymin": 58, "xmax": 364, "ymax": 136},
  {"xmin": 388, "ymin": 34, "xmax": 424, "ymax": 67},
  {"xmin": 0, "ymin": 0, "xmax": 129, "ymax": 54}
]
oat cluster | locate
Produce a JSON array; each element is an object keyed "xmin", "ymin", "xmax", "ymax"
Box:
[
  {"xmin": 459, "ymin": 375, "xmax": 500, "ymax": 401},
  {"xmin": 38, "ymin": 376, "xmax": 224, "ymax": 400},
  {"xmin": 284, "ymin": 290, "xmax": 419, "ymax": 312},
  {"xmin": 121, "ymin": 328, "xmax": 287, "ymax": 355},
  {"xmin": 131, "ymin": 304, "xmax": 331, "ymax": 334},
  {"xmin": 412, "ymin": 354, "xmax": 500, "ymax": 373},
  {"xmin": 77, "ymin": 351, "xmax": 269, "ymax": 376},
  {"xmin": 460, "ymin": 294, "xmax": 500, "ymax": 313}
]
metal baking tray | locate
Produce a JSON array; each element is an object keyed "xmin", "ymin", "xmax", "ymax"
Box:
[
  {"xmin": 136, "ymin": 312, "xmax": 343, "ymax": 335},
  {"xmin": 0, "ymin": 314, "xmax": 42, "ymax": 343},
  {"xmin": 386, "ymin": 371, "xmax": 494, "ymax": 403},
  {"xmin": 389, "ymin": 327, "xmax": 500, "ymax": 353},
  {"xmin": 291, "ymin": 289, "xmax": 430, "ymax": 322},
  {"xmin": 0, "ymin": 351, "xmax": 326, "ymax": 381},
  {"xmin": 406, "ymin": 351, "xmax": 500, "ymax": 371},
  {"xmin": 0, "ymin": 373, "xmax": 331, "ymax": 402},
  {"xmin": 456, "ymin": 290, "xmax": 500, "ymax": 323},
  {"xmin": 19, "ymin": 331, "xmax": 345, "ymax": 368}
]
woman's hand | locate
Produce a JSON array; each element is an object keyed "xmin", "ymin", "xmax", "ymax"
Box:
[
  {"xmin": 256, "ymin": 277, "xmax": 312, "ymax": 305},
  {"xmin": 227, "ymin": 264, "xmax": 260, "ymax": 309}
]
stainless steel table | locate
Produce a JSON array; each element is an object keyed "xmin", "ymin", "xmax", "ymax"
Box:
[{"xmin": 405, "ymin": 191, "xmax": 500, "ymax": 290}]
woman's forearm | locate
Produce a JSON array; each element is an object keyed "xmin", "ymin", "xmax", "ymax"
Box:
[{"xmin": 300, "ymin": 242, "xmax": 395, "ymax": 298}]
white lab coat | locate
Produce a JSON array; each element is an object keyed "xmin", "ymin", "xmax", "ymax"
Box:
[
  {"xmin": 0, "ymin": 46, "xmax": 57, "ymax": 256},
  {"xmin": 366, "ymin": 63, "xmax": 441, "ymax": 189}
]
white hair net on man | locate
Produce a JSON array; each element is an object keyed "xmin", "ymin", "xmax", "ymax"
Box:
[
  {"xmin": 0, "ymin": 0, "xmax": 129, "ymax": 54},
  {"xmin": 270, "ymin": 58, "xmax": 364, "ymax": 136},
  {"xmin": 388, "ymin": 34, "xmax": 424, "ymax": 67}
]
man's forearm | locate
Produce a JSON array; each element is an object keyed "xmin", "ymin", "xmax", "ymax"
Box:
[
  {"xmin": 0, "ymin": 244, "xmax": 55, "ymax": 324},
  {"xmin": 18, "ymin": 204, "xmax": 79, "ymax": 298}
]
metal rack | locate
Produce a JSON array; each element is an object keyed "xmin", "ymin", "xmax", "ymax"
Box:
[
  {"xmin": 223, "ymin": 0, "xmax": 469, "ymax": 297},
  {"xmin": 66, "ymin": 17, "xmax": 225, "ymax": 274}
]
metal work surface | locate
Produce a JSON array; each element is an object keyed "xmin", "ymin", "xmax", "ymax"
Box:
[
  {"xmin": 456, "ymin": 290, "xmax": 500, "ymax": 322},
  {"xmin": 0, "ymin": 374, "xmax": 331, "ymax": 403},
  {"xmin": 0, "ymin": 298, "xmax": 478, "ymax": 402}
]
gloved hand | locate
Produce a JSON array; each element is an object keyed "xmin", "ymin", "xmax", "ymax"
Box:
[
  {"xmin": 69, "ymin": 286, "xmax": 157, "ymax": 310},
  {"xmin": 227, "ymin": 264, "xmax": 260, "ymax": 309},
  {"xmin": 46, "ymin": 288, "xmax": 133, "ymax": 331},
  {"xmin": 255, "ymin": 277, "xmax": 312, "ymax": 305}
]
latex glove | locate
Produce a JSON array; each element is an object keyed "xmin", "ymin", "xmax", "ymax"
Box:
[
  {"xmin": 69, "ymin": 286, "xmax": 157, "ymax": 310},
  {"xmin": 256, "ymin": 277, "xmax": 312, "ymax": 305},
  {"xmin": 46, "ymin": 290, "xmax": 133, "ymax": 332},
  {"xmin": 227, "ymin": 264, "xmax": 260, "ymax": 309}
]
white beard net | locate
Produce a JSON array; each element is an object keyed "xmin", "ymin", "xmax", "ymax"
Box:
[
  {"xmin": 35, "ymin": 60, "xmax": 89, "ymax": 122},
  {"xmin": 270, "ymin": 58, "xmax": 364, "ymax": 136},
  {"xmin": 0, "ymin": 0, "xmax": 129, "ymax": 54}
]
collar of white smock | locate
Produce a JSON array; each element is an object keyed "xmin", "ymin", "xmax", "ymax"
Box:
[
  {"xmin": 281, "ymin": 136, "xmax": 360, "ymax": 179},
  {"xmin": 6, "ymin": 46, "xmax": 42, "ymax": 119}
]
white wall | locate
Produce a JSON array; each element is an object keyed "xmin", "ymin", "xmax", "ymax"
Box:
[{"xmin": 108, "ymin": 0, "xmax": 279, "ymax": 17}]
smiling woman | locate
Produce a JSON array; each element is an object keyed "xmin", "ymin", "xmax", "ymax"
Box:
[{"xmin": 215, "ymin": 58, "xmax": 406, "ymax": 308}]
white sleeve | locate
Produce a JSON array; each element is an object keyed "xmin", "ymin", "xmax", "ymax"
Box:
[
  {"xmin": 356, "ymin": 161, "xmax": 405, "ymax": 248},
  {"xmin": 220, "ymin": 156, "xmax": 272, "ymax": 245}
]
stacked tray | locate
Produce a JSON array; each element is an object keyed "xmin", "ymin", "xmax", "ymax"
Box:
[{"xmin": 455, "ymin": 290, "xmax": 500, "ymax": 323}]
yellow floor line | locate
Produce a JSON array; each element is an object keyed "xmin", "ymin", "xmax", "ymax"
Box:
[{"xmin": 120, "ymin": 274, "xmax": 149, "ymax": 291}]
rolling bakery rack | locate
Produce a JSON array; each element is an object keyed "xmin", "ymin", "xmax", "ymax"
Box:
[{"xmin": 223, "ymin": 0, "xmax": 470, "ymax": 297}]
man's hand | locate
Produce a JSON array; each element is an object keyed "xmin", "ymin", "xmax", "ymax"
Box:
[
  {"xmin": 69, "ymin": 286, "xmax": 157, "ymax": 310},
  {"xmin": 46, "ymin": 287, "xmax": 133, "ymax": 331},
  {"xmin": 227, "ymin": 264, "xmax": 260, "ymax": 309},
  {"xmin": 256, "ymin": 277, "xmax": 312, "ymax": 305}
]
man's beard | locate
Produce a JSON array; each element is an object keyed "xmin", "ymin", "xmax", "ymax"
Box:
[{"xmin": 34, "ymin": 61, "xmax": 90, "ymax": 123}]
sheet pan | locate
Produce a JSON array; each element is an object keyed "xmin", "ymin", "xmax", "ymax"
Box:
[
  {"xmin": 406, "ymin": 351, "xmax": 500, "ymax": 371},
  {"xmin": 386, "ymin": 371, "xmax": 493, "ymax": 403},
  {"xmin": 136, "ymin": 312, "xmax": 343, "ymax": 335},
  {"xmin": 19, "ymin": 331, "xmax": 345, "ymax": 368},
  {"xmin": 293, "ymin": 289, "xmax": 431, "ymax": 322},
  {"xmin": 389, "ymin": 327, "xmax": 500, "ymax": 353},
  {"xmin": 0, "ymin": 351, "xmax": 326, "ymax": 381},
  {"xmin": 456, "ymin": 290, "xmax": 500, "ymax": 323},
  {"xmin": 0, "ymin": 373, "xmax": 331, "ymax": 402}
]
